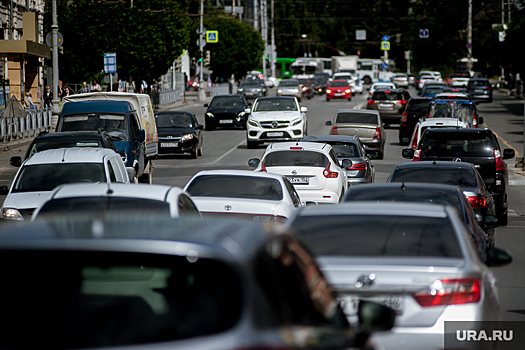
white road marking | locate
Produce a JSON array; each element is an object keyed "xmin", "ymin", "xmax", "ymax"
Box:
[
  {"xmin": 212, "ymin": 139, "xmax": 247, "ymax": 164},
  {"xmin": 508, "ymin": 209, "xmax": 518, "ymax": 217}
]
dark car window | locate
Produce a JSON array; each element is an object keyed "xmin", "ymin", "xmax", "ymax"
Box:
[
  {"xmin": 279, "ymin": 80, "xmax": 301, "ymax": 87},
  {"xmin": 468, "ymin": 80, "xmax": 490, "ymax": 87},
  {"xmin": 335, "ymin": 112, "xmax": 378, "ymax": 124},
  {"xmin": 178, "ymin": 194, "xmax": 201, "ymax": 216},
  {"xmin": 372, "ymin": 91, "xmax": 404, "ymax": 100},
  {"xmin": 209, "ymin": 96, "xmax": 245, "ymax": 108},
  {"xmin": 419, "ymin": 131, "xmax": 494, "ymax": 157},
  {"xmin": 0, "ymin": 251, "xmax": 242, "ymax": 348},
  {"xmin": 156, "ymin": 113, "xmax": 194, "ymax": 128},
  {"xmin": 390, "ymin": 167, "xmax": 478, "ymax": 188},
  {"xmin": 240, "ymin": 80, "xmax": 260, "ymax": 86},
  {"xmin": 263, "ymin": 151, "xmax": 329, "ymax": 168},
  {"xmin": 292, "ymin": 215, "xmax": 462, "ymax": 258},
  {"xmin": 424, "ymin": 87, "xmax": 446, "ymax": 95},
  {"xmin": 186, "ymin": 175, "xmax": 283, "ymax": 200},
  {"xmin": 407, "ymin": 99, "xmax": 431, "ymax": 111},
  {"xmin": 327, "ymin": 142, "xmax": 359, "ymax": 158},
  {"xmin": 59, "ymin": 114, "xmax": 128, "ymax": 141},
  {"xmin": 329, "ymin": 81, "xmax": 349, "ymax": 87},
  {"xmin": 428, "ymin": 103, "xmax": 456, "ymax": 118},
  {"xmin": 129, "ymin": 113, "xmax": 140, "ymax": 139},
  {"xmin": 27, "ymin": 139, "xmax": 102, "ymax": 159}
]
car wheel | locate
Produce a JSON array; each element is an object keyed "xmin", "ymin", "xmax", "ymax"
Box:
[
  {"xmin": 326, "ymin": 98, "xmax": 330, "ymax": 102},
  {"xmin": 298, "ymin": 97, "xmax": 302, "ymax": 102},
  {"xmin": 190, "ymin": 147, "xmax": 198, "ymax": 159},
  {"xmin": 197, "ymin": 145, "xmax": 203, "ymax": 156},
  {"xmin": 205, "ymin": 123, "xmax": 215, "ymax": 131},
  {"xmin": 247, "ymin": 140, "xmax": 259, "ymax": 149}
]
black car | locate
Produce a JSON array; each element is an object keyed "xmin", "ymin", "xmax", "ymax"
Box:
[
  {"xmin": 402, "ymin": 128, "xmax": 514, "ymax": 225},
  {"xmin": 387, "ymin": 161, "xmax": 498, "ymax": 242},
  {"xmin": 398, "ymin": 97, "xmax": 433, "ymax": 145},
  {"xmin": 343, "ymin": 182, "xmax": 494, "ymax": 262},
  {"xmin": 204, "ymin": 94, "xmax": 250, "ymax": 130},
  {"xmin": 467, "ymin": 78, "xmax": 493, "ymax": 103},
  {"xmin": 310, "ymin": 78, "xmax": 327, "ymax": 95},
  {"xmin": 237, "ymin": 79, "xmax": 266, "ymax": 99},
  {"xmin": 155, "ymin": 111, "xmax": 203, "ymax": 158},
  {"xmin": 9, "ymin": 130, "xmax": 118, "ymax": 167}
]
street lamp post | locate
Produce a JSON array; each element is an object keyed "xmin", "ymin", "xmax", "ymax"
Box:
[{"xmin": 52, "ymin": 0, "xmax": 60, "ymax": 114}]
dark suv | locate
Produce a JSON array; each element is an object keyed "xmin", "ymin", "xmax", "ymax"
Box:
[
  {"xmin": 366, "ymin": 88, "xmax": 411, "ymax": 126},
  {"xmin": 398, "ymin": 97, "xmax": 433, "ymax": 145},
  {"xmin": 467, "ymin": 79, "xmax": 493, "ymax": 103},
  {"xmin": 402, "ymin": 128, "xmax": 515, "ymax": 225}
]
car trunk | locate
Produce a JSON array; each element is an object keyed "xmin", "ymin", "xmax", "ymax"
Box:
[
  {"xmin": 335, "ymin": 124, "xmax": 377, "ymax": 141},
  {"xmin": 267, "ymin": 166, "xmax": 327, "ymax": 190}
]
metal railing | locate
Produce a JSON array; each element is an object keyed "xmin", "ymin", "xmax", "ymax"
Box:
[
  {"xmin": 211, "ymin": 83, "xmax": 231, "ymax": 97},
  {"xmin": 152, "ymin": 87, "xmax": 184, "ymax": 109},
  {"xmin": 1, "ymin": 107, "xmax": 53, "ymax": 145}
]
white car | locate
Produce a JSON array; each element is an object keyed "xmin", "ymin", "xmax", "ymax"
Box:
[
  {"xmin": 0, "ymin": 148, "xmax": 129, "ymax": 221},
  {"xmin": 367, "ymin": 82, "xmax": 396, "ymax": 98},
  {"xmin": 353, "ymin": 78, "xmax": 364, "ymax": 94},
  {"xmin": 184, "ymin": 170, "xmax": 301, "ymax": 223},
  {"xmin": 31, "ymin": 183, "xmax": 200, "ymax": 220},
  {"xmin": 417, "ymin": 75, "xmax": 436, "ymax": 90},
  {"xmin": 391, "ymin": 73, "xmax": 409, "ymax": 88},
  {"xmin": 408, "ymin": 118, "xmax": 468, "ymax": 149},
  {"xmin": 434, "ymin": 92, "xmax": 471, "ymax": 101},
  {"xmin": 248, "ymin": 142, "xmax": 349, "ymax": 205},
  {"xmin": 246, "ymin": 96, "xmax": 307, "ymax": 149}
]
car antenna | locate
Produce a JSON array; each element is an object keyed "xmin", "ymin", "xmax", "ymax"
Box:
[
  {"xmin": 62, "ymin": 149, "xmax": 66, "ymax": 162},
  {"xmin": 401, "ymin": 182, "xmax": 406, "ymax": 191}
]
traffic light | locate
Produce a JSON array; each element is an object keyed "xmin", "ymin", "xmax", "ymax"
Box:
[
  {"xmin": 192, "ymin": 57, "xmax": 196, "ymax": 66},
  {"xmin": 204, "ymin": 50, "xmax": 211, "ymax": 67}
]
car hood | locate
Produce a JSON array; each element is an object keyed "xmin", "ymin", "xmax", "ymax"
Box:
[
  {"xmin": 3, "ymin": 191, "xmax": 50, "ymax": 210},
  {"xmin": 157, "ymin": 127, "xmax": 193, "ymax": 137},
  {"xmin": 250, "ymin": 111, "xmax": 301, "ymax": 121}
]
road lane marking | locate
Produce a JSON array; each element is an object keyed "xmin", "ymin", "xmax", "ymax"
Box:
[
  {"xmin": 482, "ymin": 123, "xmax": 520, "ymax": 157},
  {"xmin": 211, "ymin": 139, "xmax": 247, "ymax": 164},
  {"xmin": 509, "ymin": 209, "xmax": 518, "ymax": 217}
]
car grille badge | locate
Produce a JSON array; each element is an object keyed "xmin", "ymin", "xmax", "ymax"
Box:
[
  {"xmin": 355, "ymin": 273, "xmax": 376, "ymax": 288},
  {"xmin": 224, "ymin": 205, "xmax": 232, "ymax": 211},
  {"xmin": 292, "ymin": 170, "xmax": 297, "ymax": 175},
  {"xmin": 271, "ymin": 121, "xmax": 279, "ymax": 128}
]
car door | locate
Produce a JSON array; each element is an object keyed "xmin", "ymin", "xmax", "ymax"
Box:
[{"xmin": 129, "ymin": 112, "xmax": 145, "ymax": 174}]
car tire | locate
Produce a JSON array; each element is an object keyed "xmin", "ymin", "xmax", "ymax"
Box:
[
  {"xmin": 197, "ymin": 146, "xmax": 203, "ymax": 157},
  {"xmin": 326, "ymin": 98, "xmax": 330, "ymax": 102},
  {"xmin": 205, "ymin": 123, "xmax": 215, "ymax": 131},
  {"xmin": 190, "ymin": 147, "xmax": 198, "ymax": 159},
  {"xmin": 298, "ymin": 97, "xmax": 302, "ymax": 102},
  {"xmin": 247, "ymin": 140, "xmax": 259, "ymax": 149}
]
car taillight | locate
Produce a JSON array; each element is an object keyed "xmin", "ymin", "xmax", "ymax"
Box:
[
  {"xmin": 259, "ymin": 162, "xmax": 267, "ymax": 172},
  {"xmin": 348, "ymin": 163, "xmax": 366, "ymax": 170},
  {"xmin": 330, "ymin": 125, "xmax": 338, "ymax": 135},
  {"xmin": 398, "ymin": 100, "xmax": 407, "ymax": 105},
  {"xmin": 494, "ymin": 149, "xmax": 506, "ymax": 171},
  {"xmin": 401, "ymin": 112, "xmax": 408, "ymax": 124},
  {"xmin": 367, "ymin": 100, "xmax": 376, "ymax": 104},
  {"xmin": 484, "ymin": 87, "xmax": 491, "ymax": 90},
  {"xmin": 413, "ymin": 149, "xmax": 421, "ymax": 161},
  {"xmin": 373, "ymin": 127, "xmax": 381, "ymax": 139},
  {"xmin": 466, "ymin": 195, "xmax": 487, "ymax": 208},
  {"xmin": 323, "ymin": 162, "xmax": 338, "ymax": 178},
  {"xmin": 473, "ymin": 113, "xmax": 478, "ymax": 127},
  {"xmin": 467, "ymin": 87, "xmax": 474, "ymax": 91},
  {"xmin": 411, "ymin": 126, "xmax": 419, "ymax": 149},
  {"xmin": 414, "ymin": 278, "xmax": 481, "ymax": 307}
]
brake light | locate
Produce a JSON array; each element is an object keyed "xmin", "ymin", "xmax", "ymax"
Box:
[
  {"xmin": 348, "ymin": 163, "xmax": 366, "ymax": 170},
  {"xmin": 330, "ymin": 125, "xmax": 338, "ymax": 135},
  {"xmin": 414, "ymin": 278, "xmax": 480, "ymax": 307},
  {"xmin": 399, "ymin": 100, "xmax": 407, "ymax": 105},
  {"xmin": 411, "ymin": 126, "xmax": 419, "ymax": 149},
  {"xmin": 373, "ymin": 126, "xmax": 381, "ymax": 139},
  {"xmin": 323, "ymin": 162, "xmax": 339, "ymax": 178},
  {"xmin": 466, "ymin": 195, "xmax": 487, "ymax": 208},
  {"xmin": 473, "ymin": 113, "xmax": 478, "ymax": 127},
  {"xmin": 494, "ymin": 149, "xmax": 506, "ymax": 171},
  {"xmin": 367, "ymin": 100, "xmax": 375, "ymax": 104},
  {"xmin": 260, "ymin": 162, "xmax": 267, "ymax": 172},
  {"xmin": 384, "ymin": 91, "xmax": 391, "ymax": 93},
  {"xmin": 290, "ymin": 147, "xmax": 303, "ymax": 150},
  {"xmin": 413, "ymin": 149, "xmax": 421, "ymax": 161},
  {"xmin": 484, "ymin": 87, "xmax": 491, "ymax": 90},
  {"xmin": 401, "ymin": 112, "xmax": 408, "ymax": 125}
]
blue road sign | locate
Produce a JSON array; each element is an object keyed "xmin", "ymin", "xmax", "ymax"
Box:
[
  {"xmin": 382, "ymin": 35, "xmax": 390, "ymax": 42},
  {"xmin": 206, "ymin": 31, "xmax": 219, "ymax": 43},
  {"xmin": 419, "ymin": 29, "xmax": 429, "ymax": 38},
  {"xmin": 104, "ymin": 53, "xmax": 117, "ymax": 74},
  {"xmin": 381, "ymin": 63, "xmax": 388, "ymax": 70}
]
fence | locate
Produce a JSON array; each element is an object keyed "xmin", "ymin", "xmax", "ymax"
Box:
[
  {"xmin": 211, "ymin": 83, "xmax": 231, "ymax": 98},
  {"xmin": 1, "ymin": 106, "xmax": 53, "ymax": 145}
]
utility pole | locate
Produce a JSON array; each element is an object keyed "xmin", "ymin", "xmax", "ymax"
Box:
[
  {"xmin": 467, "ymin": 0, "xmax": 472, "ymax": 73},
  {"xmin": 9, "ymin": 0, "xmax": 13, "ymax": 39},
  {"xmin": 262, "ymin": 0, "xmax": 267, "ymax": 79},
  {"xmin": 198, "ymin": 0, "xmax": 205, "ymax": 100},
  {"xmin": 271, "ymin": 0, "xmax": 276, "ymax": 78},
  {"xmin": 52, "ymin": 0, "xmax": 60, "ymax": 114},
  {"xmin": 502, "ymin": 0, "xmax": 505, "ymax": 26}
]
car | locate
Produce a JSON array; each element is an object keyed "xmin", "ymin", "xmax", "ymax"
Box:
[
  {"xmin": 353, "ymin": 78, "xmax": 364, "ymax": 94},
  {"xmin": 407, "ymin": 117, "xmax": 469, "ymax": 150},
  {"xmin": 398, "ymin": 97, "xmax": 433, "ymax": 145},
  {"xmin": 434, "ymin": 92, "xmax": 472, "ymax": 101},
  {"xmin": 276, "ymin": 79, "xmax": 303, "ymax": 101},
  {"xmin": 447, "ymin": 73, "xmax": 470, "ymax": 87},
  {"xmin": 419, "ymin": 80, "xmax": 447, "ymax": 93},
  {"xmin": 420, "ymin": 84, "xmax": 447, "ymax": 98},
  {"xmin": 204, "ymin": 94, "xmax": 251, "ymax": 130},
  {"xmin": 402, "ymin": 128, "xmax": 515, "ymax": 226},
  {"xmin": 426, "ymin": 100, "xmax": 460, "ymax": 119},
  {"xmin": 155, "ymin": 111, "xmax": 204, "ymax": 158},
  {"xmin": 9, "ymin": 130, "xmax": 118, "ymax": 166},
  {"xmin": 285, "ymin": 202, "xmax": 511, "ymax": 350},
  {"xmin": 430, "ymin": 70, "xmax": 443, "ymax": 81},
  {"xmin": 246, "ymin": 96, "xmax": 307, "ymax": 148},
  {"xmin": 367, "ymin": 82, "xmax": 396, "ymax": 98},
  {"xmin": 407, "ymin": 73, "xmax": 416, "ymax": 86},
  {"xmin": 31, "ymin": 183, "xmax": 201, "ymax": 220},
  {"xmin": 1, "ymin": 148, "xmax": 130, "ymax": 221},
  {"xmin": 416, "ymin": 75, "xmax": 435, "ymax": 90},
  {"xmin": 187, "ymin": 79, "xmax": 200, "ymax": 91},
  {"xmin": 391, "ymin": 73, "xmax": 409, "ymax": 88},
  {"xmin": 325, "ymin": 109, "xmax": 385, "ymax": 159},
  {"xmin": 184, "ymin": 170, "xmax": 301, "ymax": 222},
  {"xmin": 343, "ymin": 183, "xmax": 494, "ymax": 262},
  {"xmin": 467, "ymin": 78, "xmax": 493, "ymax": 103},
  {"xmin": 325, "ymin": 80, "xmax": 352, "ymax": 101},
  {"xmin": 302, "ymin": 135, "xmax": 375, "ymax": 185},
  {"xmin": 237, "ymin": 79, "xmax": 267, "ymax": 99},
  {"xmin": 366, "ymin": 88, "xmax": 411, "ymax": 127},
  {"xmin": 332, "ymin": 72, "xmax": 355, "ymax": 85},
  {"xmin": 298, "ymin": 79, "xmax": 315, "ymax": 99},
  {"xmin": 388, "ymin": 160, "xmax": 498, "ymax": 242},
  {"xmin": 311, "ymin": 77, "xmax": 328, "ymax": 95},
  {"xmin": 0, "ymin": 214, "xmax": 394, "ymax": 349},
  {"xmin": 248, "ymin": 141, "xmax": 349, "ymax": 204}
]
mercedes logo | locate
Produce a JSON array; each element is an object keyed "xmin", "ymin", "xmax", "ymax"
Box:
[
  {"xmin": 224, "ymin": 205, "xmax": 232, "ymax": 211},
  {"xmin": 453, "ymin": 158, "xmax": 462, "ymax": 162},
  {"xmin": 271, "ymin": 121, "xmax": 279, "ymax": 128},
  {"xmin": 292, "ymin": 170, "xmax": 297, "ymax": 175}
]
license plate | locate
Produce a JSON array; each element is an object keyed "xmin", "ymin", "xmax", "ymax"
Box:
[
  {"xmin": 267, "ymin": 132, "xmax": 283, "ymax": 137},
  {"xmin": 475, "ymin": 89, "xmax": 483, "ymax": 92},
  {"xmin": 285, "ymin": 176, "xmax": 309, "ymax": 184},
  {"xmin": 161, "ymin": 142, "xmax": 178, "ymax": 147},
  {"xmin": 335, "ymin": 93, "xmax": 342, "ymax": 96},
  {"xmin": 220, "ymin": 119, "xmax": 233, "ymax": 124},
  {"xmin": 379, "ymin": 103, "xmax": 392, "ymax": 108},
  {"xmin": 338, "ymin": 294, "xmax": 404, "ymax": 316}
]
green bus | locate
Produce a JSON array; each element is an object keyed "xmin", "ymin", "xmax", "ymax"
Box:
[{"xmin": 255, "ymin": 58, "xmax": 296, "ymax": 79}]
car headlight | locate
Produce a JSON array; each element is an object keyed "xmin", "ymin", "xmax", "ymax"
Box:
[
  {"xmin": 326, "ymin": 89, "xmax": 332, "ymax": 93},
  {"xmin": 2, "ymin": 208, "xmax": 24, "ymax": 221},
  {"xmin": 293, "ymin": 89, "xmax": 299, "ymax": 93},
  {"xmin": 206, "ymin": 112, "xmax": 214, "ymax": 118},
  {"xmin": 277, "ymin": 89, "xmax": 283, "ymax": 93},
  {"xmin": 238, "ymin": 111, "xmax": 246, "ymax": 117},
  {"xmin": 248, "ymin": 119, "xmax": 259, "ymax": 127},
  {"xmin": 238, "ymin": 88, "xmax": 244, "ymax": 92},
  {"xmin": 256, "ymin": 88, "xmax": 262, "ymax": 91},
  {"xmin": 302, "ymin": 86, "xmax": 308, "ymax": 91},
  {"xmin": 182, "ymin": 134, "xmax": 194, "ymax": 141},
  {"xmin": 291, "ymin": 118, "xmax": 302, "ymax": 126},
  {"xmin": 345, "ymin": 89, "xmax": 351, "ymax": 93}
]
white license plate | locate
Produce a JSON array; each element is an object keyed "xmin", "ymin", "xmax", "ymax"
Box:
[
  {"xmin": 161, "ymin": 142, "xmax": 178, "ymax": 147},
  {"xmin": 338, "ymin": 294, "xmax": 404, "ymax": 316},
  {"xmin": 475, "ymin": 89, "xmax": 483, "ymax": 92},
  {"xmin": 267, "ymin": 132, "xmax": 283, "ymax": 137},
  {"xmin": 335, "ymin": 93, "xmax": 342, "ymax": 96},
  {"xmin": 285, "ymin": 176, "xmax": 309, "ymax": 184},
  {"xmin": 379, "ymin": 103, "xmax": 393, "ymax": 108},
  {"xmin": 220, "ymin": 119, "xmax": 233, "ymax": 124}
]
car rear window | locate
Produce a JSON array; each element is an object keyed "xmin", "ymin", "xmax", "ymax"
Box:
[
  {"xmin": 155, "ymin": 113, "xmax": 194, "ymax": 128},
  {"xmin": 263, "ymin": 150, "xmax": 329, "ymax": 168},
  {"xmin": 327, "ymin": 142, "xmax": 359, "ymax": 158},
  {"xmin": 291, "ymin": 215, "xmax": 462, "ymax": 258},
  {"xmin": 390, "ymin": 167, "xmax": 478, "ymax": 188},
  {"xmin": 210, "ymin": 96, "xmax": 245, "ymax": 108},
  {"xmin": 335, "ymin": 112, "xmax": 378, "ymax": 124},
  {"xmin": 419, "ymin": 131, "xmax": 493, "ymax": 157},
  {"xmin": 468, "ymin": 80, "xmax": 490, "ymax": 87},
  {"xmin": 186, "ymin": 175, "xmax": 283, "ymax": 200},
  {"xmin": 372, "ymin": 91, "xmax": 404, "ymax": 100},
  {"xmin": 424, "ymin": 87, "xmax": 446, "ymax": 95},
  {"xmin": 0, "ymin": 251, "xmax": 242, "ymax": 348},
  {"xmin": 407, "ymin": 99, "xmax": 432, "ymax": 111}
]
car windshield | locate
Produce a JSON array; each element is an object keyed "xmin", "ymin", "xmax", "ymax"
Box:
[
  {"xmin": 390, "ymin": 167, "xmax": 478, "ymax": 188},
  {"xmin": 298, "ymin": 80, "xmax": 310, "ymax": 85},
  {"xmin": 334, "ymin": 75, "xmax": 352, "ymax": 80},
  {"xmin": 13, "ymin": 163, "xmax": 106, "ymax": 192},
  {"xmin": 329, "ymin": 81, "xmax": 349, "ymax": 87},
  {"xmin": 327, "ymin": 142, "xmax": 359, "ymax": 158},
  {"xmin": 155, "ymin": 113, "xmax": 194, "ymax": 128},
  {"xmin": 253, "ymin": 98, "xmax": 297, "ymax": 112},
  {"xmin": 291, "ymin": 215, "xmax": 462, "ymax": 258},
  {"xmin": 27, "ymin": 139, "xmax": 102, "ymax": 159},
  {"xmin": 0, "ymin": 251, "xmax": 242, "ymax": 348},
  {"xmin": 209, "ymin": 96, "xmax": 245, "ymax": 108},
  {"xmin": 372, "ymin": 85, "xmax": 393, "ymax": 90},
  {"xmin": 59, "ymin": 114, "xmax": 128, "ymax": 141},
  {"xmin": 335, "ymin": 112, "xmax": 378, "ymax": 124},
  {"xmin": 263, "ymin": 150, "xmax": 329, "ymax": 167},
  {"xmin": 279, "ymin": 80, "xmax": 300, "ymax": 87},
  {"xmin": 186, "ymin": 175, "xmax": 283, "ymax": 200},
  {"xmin": 419, "ymin": 131, "xmax": 494, "ymax": 157}
]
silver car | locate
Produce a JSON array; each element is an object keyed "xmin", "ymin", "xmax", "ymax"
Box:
[
  {"xmin": 286, "ymin": 202, "xmax": 512, "ymax": 350},
  {"xmin": 276, "ymin": 79, "xmax": 303, "ymax": 101}
]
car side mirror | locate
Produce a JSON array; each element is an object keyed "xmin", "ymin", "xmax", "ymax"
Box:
[
  {"xmin": 245, "ymin": 108, "xmax": 251, "ymax": 114},
  {"xmin": 477, "ymin": 116, "xmax": 484, "ymax": 125},
  {"xmin": 196, "ymin": 124, "xmax": 204, "ymax": 130},
  {"xmin": 341, "ymin": 159, "xmax": 353, "ymax": 169},
  {"xmin": 503, "ymin": 148, "xmax": 515, "ymax": 159},
  {"xmin": 486, "ymin": 247, "xmax": 512, "ymax": 267},
  {"xmin": 484, "ymin": 215, "xmax": 498, "ymax": 228},
  {"xmin": 0, "ymin": 185, "xmax": 8, "ymax": 195},
  {"xmin": 325, "ymin": 120, "xmax": 332, "ymax": 126},
  {"xmin": 301, "ymin": 106, "xmax": 308, "ymax": 113},
  {"xmin": 135, "ymin": 129, "xmax": 146, "ymax": 143},
  {"xmin": 203, "ymin": 103, "xmax": 209, "ymax": 107},
  {"xmin": 367, "ymin": 150, "xmax": 380, "ymax": 159},
  {"xmin": 248, "ymin": 158, "xmax": 260, "ymax": 168},
  {"xmin": 402, "ymin": 148, "xmax": 415, "ymax": 159},
  {"xmin": 358, "ymin": 300, "xmax": 396, "ymax": 332},
  {"xmin": 10, "ymin": 156, "xmax": 22, "ymax": 167}
]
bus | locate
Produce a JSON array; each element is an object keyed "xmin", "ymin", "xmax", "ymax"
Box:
[
  {"xmin": 357, "ymin": 58, "xmax": 396, "ymax": 84},
  {"xmin": 256, "ymin": 58, "xmax": 296, "ymax": 79},
  {"xmin": 291, "ymin": 58, "xmax": 325, "ymax": 79}
]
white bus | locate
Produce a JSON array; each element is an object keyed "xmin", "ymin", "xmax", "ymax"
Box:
[
  {"xmin": 291, "ymin": 58, "xmax": 325, "ymax": 79},
  {"xmin": 357, "ymin": 58, "xmax": 396, "ymax": 84}
]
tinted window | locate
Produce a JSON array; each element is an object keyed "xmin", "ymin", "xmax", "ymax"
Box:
[
  {"xmin": 264, "ymin": 151, "xmax": 329, "ymax": 168},
  {"xmin": 209, "ymin": 96, "xmax": 245, "ymax": 108},
  {"xmin": 292, "ymin": 215, "xmax": 462, "ymax": 258},
  {"xmin": 424, "ymin": 87, "xmax": 446, "ymax": 95},
  {"xmin": 27, "ymin": 139, "xmax": 102, "ymax": 159},
  {"xmin": 327, "ymin": 142, "xmax": 359, "ymax": 158},
  {"xmin": 14, "ymin": 163, "xmax": 106, "ymax": 192},
  {"xmin": 429, "ymin": 103, "xmax": 455, "ymax": 118},
  {"xmin": 155, "ymin": 113, "xmax": 194, "ymax": 128},
  {"xmin": 59, "ymin": 114, "xmax": 128, "ymax": 141},
  {"xmin": 372, "ymin": 91, "xmax": 404, "ymax": 100},
  {"xmin": 407, "ymin": 100, "xmax": 431, "ymax": 111},
  {"xmin": 390, "ymin": 167, "xmax": 478, "ymax": 188},
  {"xmin": 335, "ymin": 112, "xmax": 378, "ymax": 124},
  {"xmin": 329, "ymin": 81, "xmax": 349, "ymax": 87},
  {"xmin": 253, "ymin": 98, "xmax": 297, "ymax": 112},
  {"xmin": 186, "ymin": 175, "xmax": 283, "ymax": 200},
  {"xmin": 240, "ymin": 80, "xmax": 259, "ymax": 86},
  {"xmin": 419, "ymin": 131, "xmax": 493, "ymax": 157},
  {"xmin": 0, "ymin": 251, "xmax": 242, "ymax": 348}
]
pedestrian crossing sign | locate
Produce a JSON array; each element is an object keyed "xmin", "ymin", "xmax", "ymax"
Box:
[
  {"xmin": 381, "ymin": 41, "xmax": 390, "ymax": 50},
  {"xmin": 206, "ymin": 31, "xmax": 219, "ymax": 43}
]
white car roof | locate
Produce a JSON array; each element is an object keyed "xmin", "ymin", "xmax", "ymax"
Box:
[
  {"xmin": 434, "ymin": 92, "xmax": 470, "ymax": 98},
  {"xmin": 24, "ymin": 148, "xmax": 118, "ymax": 165},
  {"xmin": 46, "ymin": 183, "xmax": 185, "ymax": 201},
  {"xmin": 336, "ymin": 108, "xmax": 379, "ymax": 115},
  {"xmin": 266, "ymin": 141, "xmax": 331, "ymax": 153},
  {"xmin": 419, "ymin": 118, "xmax": 467, "ymax": 127},
  {"xmin": 371, "ymin": 82, "xmax": 395, "ymax": 87}
]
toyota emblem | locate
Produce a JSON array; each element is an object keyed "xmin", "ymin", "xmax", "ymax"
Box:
[
  {"xmin": 224, "ymin": 205, "xmax": 232, "ymax": 211},
  {"xmin": 453, "ymin": 158, "xmax": 462, "ymax": 162},
  {"xmin": 292, "ymin": 170, "xmax": 297, "ymax": 175},
  {"xmin": 271, "ymin": 121, "xmax": 279, "ymax": 128}
]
